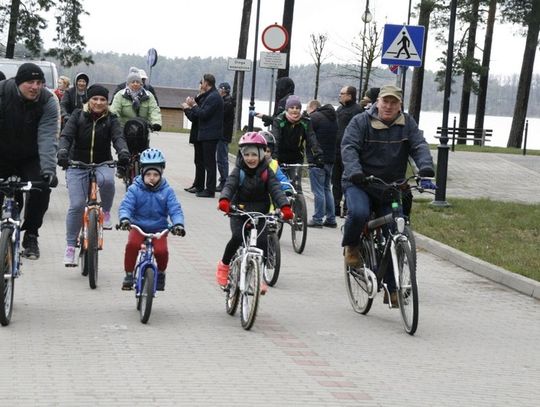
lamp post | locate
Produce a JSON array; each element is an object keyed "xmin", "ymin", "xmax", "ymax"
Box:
[
  {"xmin": 248, "ymin": 0, "xmax": 261, "ymax": 131},
  {"xmin": 358, "ymin": 0, "xmax": 372, "ymax": 102}
]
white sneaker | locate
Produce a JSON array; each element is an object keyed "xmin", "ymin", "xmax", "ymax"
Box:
[
  {"xmin": 103, "ymin": 211, "xmax": 113, "ymax": 230},
  {"xmin": 63, "ymin": 245, "xmax": 77, "ymax": 267}
]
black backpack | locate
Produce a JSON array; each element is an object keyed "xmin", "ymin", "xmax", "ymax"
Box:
[{"xmin": 123, "ymin": 118, "xmax": 150, "ymax": 153}]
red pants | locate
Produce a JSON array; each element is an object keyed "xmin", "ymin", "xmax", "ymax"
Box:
[{"xmin": 124, "ymin": 229, "xmax": 169, "ymax": 273}]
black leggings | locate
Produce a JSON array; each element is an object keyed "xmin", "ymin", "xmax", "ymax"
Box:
[{"xmin": 222, "ymin": 216, "xmax": 268, "ymax": 265}]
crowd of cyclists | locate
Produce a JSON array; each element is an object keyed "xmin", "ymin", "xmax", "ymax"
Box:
[{"xmin": 1, "ymin": 63, "xmax": 435, "ymax": 299}]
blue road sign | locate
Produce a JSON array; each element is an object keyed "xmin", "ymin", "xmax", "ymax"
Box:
[{"xmin": 382, "ymin": 24, "xmax": 425, "ymax": 67}]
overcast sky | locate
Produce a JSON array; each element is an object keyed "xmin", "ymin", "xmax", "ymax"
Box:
[{"xmin": 50, "ymin": 0, "xmax": 537, "ymax": 77}]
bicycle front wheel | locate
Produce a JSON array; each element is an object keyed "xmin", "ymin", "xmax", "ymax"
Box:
[
  {"xmin": 291, "ymin": 194, "xmax": 308, "ymax": 254},
  {"xmin": 86, "ymin": 209, "xmax": 99, "ymax": 289},
  {"xmin": 225, "ymin": 259, "xmax": 240, "ymax": 316},
  {"xmin": 139, "ymin": 266, "xmax": 154, "ymax": 324},
  {"xmin": 240, "ymin": 256, "xmax": 261, "ymax": 330},
  {"xmin": 264, "ymin": 232, "xmax": 281, "ymax": 287},
  {"xmin": 344, "ymin": 239, "xmax": 374, "ymax": 315},
  {"xmin": 395, "ymin": 240, "xmax": 419, "ymax": 335},
  {"xmin": 0, "ymin": 229, "xmax": 15, "ymax": 326}
]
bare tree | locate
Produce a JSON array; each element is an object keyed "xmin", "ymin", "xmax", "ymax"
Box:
[{"xmin": 309, "ymin": 33, "xmax": 329, "ymax": 99}]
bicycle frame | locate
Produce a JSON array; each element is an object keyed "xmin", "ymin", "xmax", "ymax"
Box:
[{"xmin": 130, "ymin": 225, "xmax": 169, "ymax": 297}]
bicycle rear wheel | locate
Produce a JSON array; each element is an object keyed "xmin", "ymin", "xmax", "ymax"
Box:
[
  {"xmin": 138, "ymin": 266, "xmax": 154, "ymax": 324},
  {"xmin": 344, "ymin": 239, "xmax": 374, "ymax": 315},
  {"xmin": 240, "ymin": 256, "xmax": 261, "ymax": 330},
  {"xmin": 225, "ymin": 259, "xmax": 240, "ymax": 316},
  {"xmin": 0, "ymin": 229, "xmax": 15, "ymax": 326},
  {"xmin": 86, "ymin": 209, "xmax": 99, "ymax": 289},
  {"xmin": 395, "ymin": 240, "xmax": 418, "ymax": 335},
  {"xmin": 291, "ymin": 194, "xmax": 308, "ymax": 254},
  {"xmin": 264, "ymin": 232, "xmax": 281, "ymax": 287}
]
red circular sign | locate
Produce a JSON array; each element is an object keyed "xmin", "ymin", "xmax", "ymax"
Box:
[{"xmin": 262, "ymin": 24, "xmax": 289, "ymax": 52}]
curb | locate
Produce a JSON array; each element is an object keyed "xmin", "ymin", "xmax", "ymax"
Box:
[{"xmin": 416, "ymin": 233, "xmax": 540, "ymax": 300}]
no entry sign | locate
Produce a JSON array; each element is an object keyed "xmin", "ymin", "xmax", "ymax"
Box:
[{"xmin": 261, "ymin": 24, "xmax": 289, "ymax": 52}]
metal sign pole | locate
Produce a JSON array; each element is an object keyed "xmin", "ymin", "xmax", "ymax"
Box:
[{"xmin": 268, "ymin": 68, "xmax": 275, "ymax": 116}]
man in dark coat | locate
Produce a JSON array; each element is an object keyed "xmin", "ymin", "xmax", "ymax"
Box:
[
  {"xmin": 333, "ymin": 85, "xmax": 363, "ymax": 217},
  {"xmin": 182, "ymin": 73, "xmax": 224, "ymax": 198},
  {"xmin": 306, "ymin": 100, "xmax": 338, "ymax": 228},
  {"xmin": 216, "ymin": 82, "xmax": 235, "ymax": 192},
  {"xmin": 0, "ymin": 63, "xmax": 60, "ymax": 259}
]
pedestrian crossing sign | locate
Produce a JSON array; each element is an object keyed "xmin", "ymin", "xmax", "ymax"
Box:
[{"xmin": 381, "ymin": 24, "xmax": 425, "ymax": 67}]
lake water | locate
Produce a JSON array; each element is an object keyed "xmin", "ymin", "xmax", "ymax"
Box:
[{"xmin": 239, "ymin": 99, "xmax": 540, "ymax": 150}]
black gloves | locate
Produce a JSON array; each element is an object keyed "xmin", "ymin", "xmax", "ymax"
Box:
[
  {"xmin": 119, "ymin": 218, "xmax": 131, "ymax": 230},
  {"xmin": 418, "ymin": 167, "xmax": 435, "ymax": 178},
  {"xmin": 57, "ymin": 149, "xmax": 69, "ymax": 170},
  {"xmin": 171, "ymin": 224, "xmax": 186, "ymax": 237},
  {"xmin": 314, "ymin": 155, "xmax": 325, "ymax": 169},
  {"xmin": 42, "ymin": 172, "xmax": 58, "ymax": 188},
  {"xmin": 117, "ymin": 150, "xmax": 130, "ymax": 167},
  {"xmin": 350, "ymin": 172, "xmax": 366, "ymax": 187},
  {"xmin": 151, "ymin": 123, "xmax": 162, "ymax": 132}
]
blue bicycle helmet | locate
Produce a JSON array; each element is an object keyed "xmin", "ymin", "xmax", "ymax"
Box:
[{"xmin": 140, "ymin": 148, "xmax": 166, "ymax": 168}]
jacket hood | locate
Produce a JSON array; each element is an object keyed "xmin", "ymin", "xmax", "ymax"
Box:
[
  {"xmin": 317, "ymin": 104, "xmax": 337, "ymax": 121},
  {"xmin": 275, "ymin": 77, "xmax": 295, "ymax": 99}
]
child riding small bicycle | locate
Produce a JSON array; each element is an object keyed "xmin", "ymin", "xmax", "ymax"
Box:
[
  {"xmin": 216, "ymin": 132, "xmax": 294, "ymax": 288},
  {"xmin": 118, "ymin": 148, "xmax": 186, "ymax": 291}
]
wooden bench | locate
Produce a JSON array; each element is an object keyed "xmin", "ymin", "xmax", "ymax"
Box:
[{"xmin": 436, "ymin": 127, "xmax": 492, "ymax": 151}]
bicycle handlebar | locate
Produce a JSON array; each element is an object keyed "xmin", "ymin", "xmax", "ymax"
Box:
[
  {"xmin": 366, "ymin": 174, "xmax": 436, "ymax": 194},
  {"xmin": 0, "ymin": 178, "xmax": 48, "ymax": 193},
  {"xmin": 68, "ymin": 160, "xmax": 118, "ymax": 170},
  {"xmin": 279, "ymin": 163, "xmax": 316, "ymax": 168},
  {"xmin": 115, "ymin": 223, "xmax": 170, "ymax": 240}
]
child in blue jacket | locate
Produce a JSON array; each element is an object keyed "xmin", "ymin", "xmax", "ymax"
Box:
[{"xmin": 118, "ymin": 148, "xmax": 185, "ymax": 291}]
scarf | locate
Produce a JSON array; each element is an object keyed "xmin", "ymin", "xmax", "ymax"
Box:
[{"xmin": 285, "ymin": 111, "xmax": 302, "ymax": 124}]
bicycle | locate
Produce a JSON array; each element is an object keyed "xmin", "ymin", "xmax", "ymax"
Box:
[
  {"xmin": 68, "ymin": 160, "xmax": 117, "ymax": 289},
  {"xmin": 263, "ymin": 213, "xmax": 281, "ymax": 287},
  {"xmin": 117, "ymin": 224, "xmax": 170, "ymax": 324},
  {"xmin": 277, "ymin": 163, "xmax": 311, "ymax": 254},
  {"xmin": 0, "ymin": 177, "xmax": 44, "ymax": 326},
  {"xmin": 344, "ymin": 175, "xmax": 434, "ymax": 335},
  {"xmin": 224, "ymin": 207, "xmax": 277, "ymax": 330},
  {"xmin": 121, "ymin": 119, "xmax": 151, "ymax": 191}
]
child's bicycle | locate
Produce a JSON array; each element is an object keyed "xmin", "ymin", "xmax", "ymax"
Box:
[
  {"xmin": 344, "ymin": 175, "xmax": 435, "ymax": 335},
  {"xmin": 116, "ymin": 224, "xmax": 171, "ymax": 324},
  {"xmin": 277, "ymin": 163, "xmax": 312, "ymax": 254},
  {"xmin": 224, "ymin": 206, "xmax": 277, "ymax": 330},
  {"xmin": 0, "ymin": 176, "xmax": 45, "ymax": 326},
  {"xmin": 68, "ymin": 160, "xmax": 117, "ymax": 289}
]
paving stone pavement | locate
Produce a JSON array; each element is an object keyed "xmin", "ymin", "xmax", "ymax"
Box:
[{"xmin": 1, "ymin": 133, "xmax": 538, "ymax": 406}]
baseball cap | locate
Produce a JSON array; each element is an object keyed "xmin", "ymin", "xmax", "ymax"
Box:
[{"xmin": 378, "ymin": 85, "xmax": 402, "ymax": 102}]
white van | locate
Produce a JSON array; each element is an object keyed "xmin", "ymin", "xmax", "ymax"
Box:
[{"xmin": 0, "ymin": 58, "xmax": 59, "ymax": 89}]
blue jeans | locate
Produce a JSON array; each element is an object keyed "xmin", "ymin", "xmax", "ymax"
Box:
[
  {"xmin": 308, "ymin": 165, "xmax": 335, "ymax": 224},
  {"xmin": 65, "ymin": 166, "xmax": 115, "ymax": 246},
  {"xmin": 216, "ymin": 140, "xmax": 229, "ymax": 186},
  {"xmin": 342, "ymin": 184, "xmax": 397, "ymax": 290}
]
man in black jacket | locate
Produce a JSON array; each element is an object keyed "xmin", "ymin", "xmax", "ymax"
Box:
[
  {"xmin": 182, "ymin": 73, "xmax": 224, "ymax": 198},
  {"xmin": 0, "ymin": 63, "xmax": 60, "ymax": 260},
  {"xmin": 306, "ymin": 100, "xmax": 338, "ymax": 228},
  {"xmin": 216, "ymin": 82, "xmax": 235, "ymax": 192},
  {"xmin": 333, "ymin": 86, "xmax": 363, "ymax": 217}
]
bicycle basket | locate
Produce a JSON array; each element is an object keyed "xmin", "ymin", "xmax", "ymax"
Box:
[{"xmin": 124, "ymin": 118, "xmax": 150, "ymax": 154}]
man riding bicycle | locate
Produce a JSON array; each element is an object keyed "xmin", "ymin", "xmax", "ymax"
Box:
[{"xmin": 341, "ymin": 85, "xmax": 434, "ymax": 305}]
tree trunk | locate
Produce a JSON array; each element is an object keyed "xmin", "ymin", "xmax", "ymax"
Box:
[
  {"xmin": 474, "ymin": 0, "xmax": 497, "ymax": 144},
  {"xmin": 5, "ymin": 0, "xmax": 21, "ymax": 59},
  {"xmin": 314, "ymin": 62, "xmax": 320, "ymax": 99},
  {"xmin": 233, "ymin": 0, "xmax": 253, "ymax": 133},
  {"xmin": 408, "ymin": 0, "xmax": 436, "ymax": 125},
  {"xmin": 507, "ymin": 0, "xmax": 540, "ymax": 148},
  {"xmin": 277, "ymin": 0, "xmax": 294, "ymax": 82},
  {"xmin": 457, "ymin": 0, "xmax": 480, "ymax": 145}
]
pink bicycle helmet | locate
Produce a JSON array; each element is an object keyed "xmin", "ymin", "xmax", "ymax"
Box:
[
  {"xmin": 238, "ymin": 131, "xmax": 267, "ymax": 161},
  {"xmin": 238, "ymin": 131, "xmax": 267, "ymax": 148}
]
